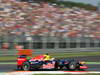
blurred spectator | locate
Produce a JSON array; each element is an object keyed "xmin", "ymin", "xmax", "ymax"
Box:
[
  {"xmin": 2, "ymin": 43, "xmax": 9, "ymax": 55},
  {"xmin": 15, "ymin": 45, "xmax": 24, "ymax": 50},
  {"xmin": 2, "ymin": 43, "xmax": 9, "ymax": 49}
]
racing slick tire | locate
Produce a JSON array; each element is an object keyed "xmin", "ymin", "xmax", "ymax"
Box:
[
  {"xmin": 54, "ymin": 61, "xmax": 59, "ymax": 70},
  {"xmin": 67, "ymin": 61, "xmax": 77, "ymax": 71},
  {"xmin": 17, "ymin": 65, "xmax": 23, "ymax": 70},
  {"xmin": 23, "ymin": 62, "xmax": 31, "ymax": 71}
]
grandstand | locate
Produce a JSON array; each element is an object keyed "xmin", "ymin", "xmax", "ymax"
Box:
[{"xmin": 0, "ymin": 0, "xmax": 100, "ymax": 55}]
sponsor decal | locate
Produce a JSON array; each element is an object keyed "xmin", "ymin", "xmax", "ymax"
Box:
[{"xmin": 42, "ymin": 62, "xmax": 55, "ymax": 69}]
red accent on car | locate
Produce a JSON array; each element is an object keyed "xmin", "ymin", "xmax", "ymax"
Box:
[
  {"xmin": 79, "ymin": 66, "xmax": 88, "ymax": 69},
  {"xmin": 17, "ymin": 58, "xmax": 27, "ymax": 66},
  {"xmin": 30, "ymin": 55, "xmax": 45, "ymax": 61}
]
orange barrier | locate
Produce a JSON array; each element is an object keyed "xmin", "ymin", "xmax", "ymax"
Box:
[{"xmin": 17, "ymin": 49, "xmax": 33, "ymax": 56}]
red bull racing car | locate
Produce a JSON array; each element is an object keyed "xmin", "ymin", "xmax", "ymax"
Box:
[{"xmin": 17, "ymin": 55, "xmax": 88, "ymax": 71}]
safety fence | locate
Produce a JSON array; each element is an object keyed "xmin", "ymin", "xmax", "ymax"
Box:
[{"xmin": 0, "ymin": 35, "xmax": 100, "ymax": 55}]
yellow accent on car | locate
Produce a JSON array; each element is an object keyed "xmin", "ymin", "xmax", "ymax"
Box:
[{"xmin": 80, "ymin": 61, "xmax": 86, "ymax": 64}]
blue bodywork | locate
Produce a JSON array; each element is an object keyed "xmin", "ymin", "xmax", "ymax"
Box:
[{"xmin": 27, "ymin": 59, "xmax": 77, "ymax": 69}]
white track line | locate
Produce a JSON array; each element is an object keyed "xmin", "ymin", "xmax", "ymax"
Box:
[{"xmin": 1, "ymin": 71, "xmax": 100, "ymax": 75}]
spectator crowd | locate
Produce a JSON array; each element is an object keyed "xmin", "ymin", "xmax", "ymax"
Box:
[{"xmin": 0, "ymin": 0, "xmax": 100, "ymax": 38}]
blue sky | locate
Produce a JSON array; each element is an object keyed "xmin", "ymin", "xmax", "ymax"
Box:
[{"xmin": 64, "ymin": 0, "xmax": 100, "ymax": 6}]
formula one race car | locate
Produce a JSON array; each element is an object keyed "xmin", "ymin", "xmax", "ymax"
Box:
[{"xmin": 17, "ymin": 55, "xmax": 88, "ymax": 71}]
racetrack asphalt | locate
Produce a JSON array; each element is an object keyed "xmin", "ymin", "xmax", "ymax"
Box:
[
  {"xmin": 0, "ymin": 56, "xmax": 100, "ymax": 72},
  {"xmin": 0, "ymin": 64, "xmax": 100, "ymax": 72}
]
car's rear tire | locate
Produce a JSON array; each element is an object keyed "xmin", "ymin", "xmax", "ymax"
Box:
[
  {"xmin": 54, "ymin": 61, "xmax": 59, "ymax": 70},
  {"xmin": 17, "ymin": 65, "xmax": 23, "ymax": 70},
  {"xmin": 23, "ymin": 62, "xmax": 31, "ymax": 71},
  {"xmin": 67, "ymin": 61, "xmax": 77, "ymax": 71}
]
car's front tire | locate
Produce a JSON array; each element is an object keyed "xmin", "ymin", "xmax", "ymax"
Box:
[{"xmin": 67, "ymin": 61, "xmax": 77, "ymax": 71}]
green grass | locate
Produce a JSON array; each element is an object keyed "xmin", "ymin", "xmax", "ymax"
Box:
[
  {"xmin": 0, "ymin": 56, "xmax": 17, "ymax": 61},
  {"xmin": 51, "ymin": 52, "xmax": 100, "ymax": 58},
  {"xmin": 0, "ymin": 52, "xmax": 100, "ymax": 61}
]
